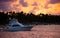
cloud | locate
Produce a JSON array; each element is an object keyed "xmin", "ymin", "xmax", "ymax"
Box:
[
  {"xmin": 0, "ymin": 0, "xmax": 17, "ymax": 12},
  {"xmin": 32, "ymin": 2, "xmax": 38, "ymax": 6},
  {"xmin": 0, "ymin": 0, "xmax": 16, "ymax": 3},
  {"xmin": 50, "ymin": 0, "xmax": 60, "ymax": 4},
  {"xmin": 47, "ymin": 3, "xmax": 60, "ymax": 15},
  {"xmin": 0, "ymin": 2, "xmax": 11, "ymax": 11},
  {"xmin": 20, "ymin": 0, "xmax": 28, "ymax": 7},
  {"xmin": 0, "ymin": 0, "xmax": 60, "ymax": 15}
]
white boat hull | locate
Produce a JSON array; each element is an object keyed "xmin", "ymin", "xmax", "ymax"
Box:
[{"xmin": 0, "ymin": 26, "xmax": 33, "ymax": 31}]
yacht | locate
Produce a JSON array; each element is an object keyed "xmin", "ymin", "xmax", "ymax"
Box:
[{"xmin": 0, "ymin": 18, "xmax": 33, "ymax": 31}]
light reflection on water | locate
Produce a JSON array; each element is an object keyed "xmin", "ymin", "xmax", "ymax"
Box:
[{"xmin": 0, "ymin": 25, "xmax": 60, "ymax": 38}]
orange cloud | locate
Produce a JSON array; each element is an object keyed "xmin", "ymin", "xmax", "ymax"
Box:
[
  {"xmin": 0, "ymin": 0, "xmax": 60, "ymax": 15},
  {"xmin": 47, "ymin": 3, "xmax": 60, "ymax": 15},
  {"xmin": 20, "ymin": 0, "xmax": 50, "ymax": 14}
]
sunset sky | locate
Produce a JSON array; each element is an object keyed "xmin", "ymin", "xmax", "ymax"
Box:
[{"xmin": 0, "ymin": 0, "xmax": 60, "ymax": 15}]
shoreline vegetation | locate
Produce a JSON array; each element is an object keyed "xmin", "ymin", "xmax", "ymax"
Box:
[{"xmin": 0, "ymin": 11, "xmax": 60, "ymax": 25}]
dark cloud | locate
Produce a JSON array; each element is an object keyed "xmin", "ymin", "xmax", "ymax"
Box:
[
  {"xmin": 32, "ymin": 2, "xmax": 38, "ymax": 6},
  {"xmin": 0, "ymin": 0, "xmax": 16, "ymax": 2},
  {"xmin": 0, "ymin": 0, "xmax": 17, "ymax": 11},
  {"xmin": 0, "ymin": 0, "xmax": 14, "ymax": 11},
  {"xmin": 20, "ymin": 0, "xmax": 28, "ymax": 7},
  {"xmin": 0, "ymin": 3, "xmax": 10, "ymax": 11},
  {"xmin": 50, "ymin": 0, "xmax": 60, "ymax": 4}
]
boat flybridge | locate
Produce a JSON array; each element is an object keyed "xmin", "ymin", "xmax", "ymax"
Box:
[{"xmin": 0, "ymin": 18, "xmax": 33, "ymax": 31}]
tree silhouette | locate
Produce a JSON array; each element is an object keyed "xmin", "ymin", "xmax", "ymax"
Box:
[{"xmin": 0, "ymin": 11, "xmax": 60, "ymax": 25}]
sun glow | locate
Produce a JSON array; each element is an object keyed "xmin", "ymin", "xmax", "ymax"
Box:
[{"xmin": 35, "ymin": 10, "xmax": 47, "ymax": 15}]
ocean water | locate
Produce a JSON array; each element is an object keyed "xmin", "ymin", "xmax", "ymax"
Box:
[{"xmin": 0, "ymin": 25, "xmax": 60, "ymax": 38}]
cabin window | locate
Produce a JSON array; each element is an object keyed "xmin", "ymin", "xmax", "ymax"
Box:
[{"xmin": 12, "ymin": 25, "xmax": 20, "ymax": 27}]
